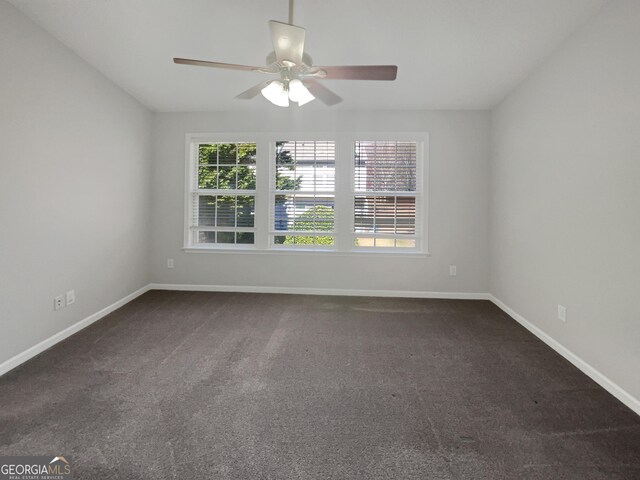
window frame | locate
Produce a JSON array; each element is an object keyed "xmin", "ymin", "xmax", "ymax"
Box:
[
  {"xmin": 269, "ymin": 139, "xmax": 338, "ymax": 251},
  {"xmin": 184, "ymin": 134, "xmax": 259, "ymax": 251},
  {"xmin": 183, "ymin": 132, "xmax": 429, "ymax": 256},
  {"xmin": 350, "ymin": 137, "xmax": 425, "ymax": 253}
]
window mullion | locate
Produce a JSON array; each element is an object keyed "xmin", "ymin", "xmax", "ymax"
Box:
[
  {"xmin": 254, "ymin": 136, "xmax": 270, "ymax": 250},
  {"xmin": 334, "ymin": 133, "xmax": 352, "ymax": 252},
  {"xmin": 186, "ymin": 142, "xmax": 196, "ymax": 247}
]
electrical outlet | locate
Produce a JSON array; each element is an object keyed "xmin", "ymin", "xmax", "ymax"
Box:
[
  {"xmin": 557, "ymin": 305, "xmax": 566, "ymax": 322},
  {"xmin": 449, "ymin": 265, "xmax": 457, "ymax": 276},
  {"xmin": 167, "ymin": 258, "xmax": 174, "ymax": 269},
  {"xmin": 54, "ymin": 295, "xmax": 64, "ymax": 311},
  {"xmin": 66, "ymin": 289, "xmax": 75, "ymax": 306}
]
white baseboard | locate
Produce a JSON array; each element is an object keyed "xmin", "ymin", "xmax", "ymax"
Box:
[
  {"xmin": 3, "ymin": 282, "xmax": 637, "ymax": 418},
  {"xmin": 489, "ymin": 294, "xmax": 640, "ymax": 416},
  {"xmin": 0, "ymin": 284, "xmax": 151, "ymax": 377},
  {"xmin": 148, "ymin": 283, "xmax": 490, "ymax": 300}
]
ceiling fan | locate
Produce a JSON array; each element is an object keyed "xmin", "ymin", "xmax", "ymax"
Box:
[{"xmin": 173, "ymin": 0, "xmax": 397, "ymax": 107}]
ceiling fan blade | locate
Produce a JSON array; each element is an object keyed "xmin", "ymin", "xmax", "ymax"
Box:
[
  {"xmin": 303, "ymin": 79, "xmax": 342, "ymax": 106},
  {"xmin": 174, "ymin": 58, "xmax": 262, "ymax": 72},
  {"xmin": 236, "ymin": 81, "xmax": 271, "ymax": 99},
  {"xmin": 268, "ymin": 20, "xmax": 305, "ymax": 65},
  {"xmin": 309, "ymin": 65, "xmax": 398, "ymax": 81}
]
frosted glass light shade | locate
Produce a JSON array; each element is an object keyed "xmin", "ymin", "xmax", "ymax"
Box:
[
  {"xmin": 261, "ymin": 81, "xmax": 289, "ymax": 107},
  {"xmin": 288, "ymin": 79, "xmax": 315, "ymax": 106}
]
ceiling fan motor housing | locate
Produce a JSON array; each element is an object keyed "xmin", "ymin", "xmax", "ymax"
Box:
[{"xmin": 266, "ymin": 51, "xmax": 313, "ymax": 68}]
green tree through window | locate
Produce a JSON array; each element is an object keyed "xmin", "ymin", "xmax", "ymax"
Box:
[
  {"xmin": 283, "ymin": 205, "xmax": 334, "ymax": 246},
  {"xmin": 196, "ymin": 143, "xmax": 257, "ymax": 244}
]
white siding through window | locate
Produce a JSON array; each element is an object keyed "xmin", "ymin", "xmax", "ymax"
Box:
[{"xmin": 271, "ymin": 141, "xmax": 336, "ymax": 249}]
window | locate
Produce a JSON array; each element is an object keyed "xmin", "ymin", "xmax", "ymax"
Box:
[
  {"xmin": 185, "ymin": 133, "xmax": 426, "ymax": 254},
  {"xmin": 270, "ymin": 141, "xmax": 336, "ymax": 249},
  {"xmin": 187, "ymin": 142, "xmax": 257, "ymax": 247},
  {"xmin": 353, "ymin": 141, "xmax": 420, "ymax": 250}
]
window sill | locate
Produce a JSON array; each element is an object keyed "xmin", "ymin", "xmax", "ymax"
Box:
[{"xmin": 182, "ymin": 246, "xmax": 431, "ymax": 258}]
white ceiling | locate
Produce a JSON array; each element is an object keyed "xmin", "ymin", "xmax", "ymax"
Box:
[{"xmin": 9, "ymin": 0, "xmax": 606, "ymax": 112}]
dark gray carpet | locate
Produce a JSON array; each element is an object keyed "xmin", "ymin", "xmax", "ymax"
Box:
[{"xmin": 1, "ymin": 291, "xmax": 638, "ymax": 479}]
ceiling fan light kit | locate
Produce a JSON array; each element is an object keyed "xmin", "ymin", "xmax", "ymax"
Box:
[
  {"xmin": 288, "ymin": 79, "xmax": 315, "ymax": 106},
  {"xmin": 173, "ymin": 0, "xmax": 397, "ymax": 107},
  {"xmin": 262, "ymin": 78, "xmax": 315, "ymax": 107},
  {"xmin": 261, "ymin": 80, "xmax": 290, "ymax": 107}
]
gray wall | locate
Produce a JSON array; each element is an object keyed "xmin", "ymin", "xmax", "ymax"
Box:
[
  {"xmin": 0, "ymin": 1, "xmax": 152, "ymax": 365},
  {"xmin": 490, "ymin": 0, "xmax": 640, "ymax": 401},
  {"xmin": 150, "ymin": 111, "xmax": 490, "ymax": 294}
]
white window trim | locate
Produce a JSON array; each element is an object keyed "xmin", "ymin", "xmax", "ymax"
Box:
[{"xmin": 183, "ymin": 132, "xmax": 430, "ymax": 256}]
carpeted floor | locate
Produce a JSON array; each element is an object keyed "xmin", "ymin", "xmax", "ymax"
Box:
[{"xmin": 0, "ymin": 291, "xmax": 639, "ymax": 479}]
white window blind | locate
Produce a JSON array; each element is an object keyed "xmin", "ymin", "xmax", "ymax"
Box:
[
  {"xmin": 270, "ymin": 141, "xmax": 336, "ymax": 249},
  {"xmin": 353, "ymin": 141, "xmax": 420, "ymax": 250},
  {"xmin": 188, "ymin": 142, "xmax": 257, "ymax": 247}
]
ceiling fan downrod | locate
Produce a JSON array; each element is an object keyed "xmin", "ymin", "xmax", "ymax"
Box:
[{"xmin": 288, "ymin": 0, "xmax": 294, "ymax": 25}]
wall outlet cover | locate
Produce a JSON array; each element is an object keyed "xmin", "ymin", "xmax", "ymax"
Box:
[
  {"xmin": 558, "ymin": 304, "xmax": 567, "ymax": 322},
  {"xmin": 54, "ymin": 295, "xmax": 64, "ymax": 311},
  {"xmin": 66, "ymin": 290, "xmax": 75, "ymax": 306}
]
